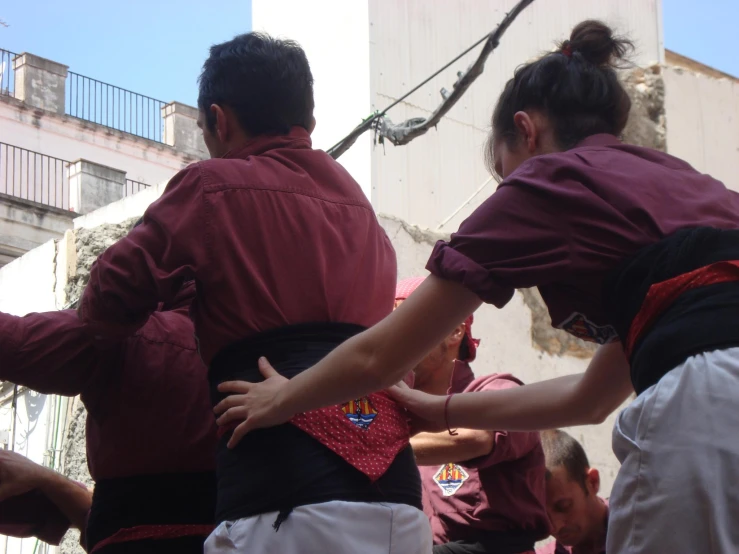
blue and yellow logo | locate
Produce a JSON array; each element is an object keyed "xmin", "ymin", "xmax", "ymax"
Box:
[
  {"xmin": 341, "ymin": 397, "xmax": 378, "ymax": 430},
  {"xmin": 433, "ymin": 463, "xmax": 470, "ymax": 496}
]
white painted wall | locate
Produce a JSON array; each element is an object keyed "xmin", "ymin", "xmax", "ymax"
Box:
[
  {"xmin": 663, "ymin": 66, "xmax": 739, "ymax": 192},
  {"xmin": 252, "ymin": 0, "xmax": 372, "ymax": 197},
  {"xmin": 0, "ymin": 98, "xmax": 195, "ymax": 190}
]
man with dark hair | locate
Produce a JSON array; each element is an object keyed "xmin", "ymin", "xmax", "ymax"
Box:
[
  {"xmin": 396, "ymin": 277, "xmax": 549, "ymax": 554},
  {"xmin": 536, "ymin": 430, "xmax": 608, "ymax": 554},
  {"xmin": 78, "ymin": 32, "xmax": 429, "ymax": 553}
]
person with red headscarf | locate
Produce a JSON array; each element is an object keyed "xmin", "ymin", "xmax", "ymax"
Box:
[{"xmin": 397, "ymin": 277, "xmax": 549, "ymax": 554}]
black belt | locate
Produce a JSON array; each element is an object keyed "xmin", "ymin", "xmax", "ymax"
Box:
[
  {"xmin": 434, "ymin": 530, "xmax": 538, "ymax": 554},
  {"xmin": 86, "ymin": 471, "xmax": 216, "ymax": 553},
  {"xmin": 209, "ymin": 322, "xmax": 422, "ymax": 524},
  {"xmin": 604, "ymin": 227, "xmax": 739, "ymax": 394}
]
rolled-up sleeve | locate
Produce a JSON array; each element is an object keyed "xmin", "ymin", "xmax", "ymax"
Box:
[
  {"xmin": 427, "ymin": 167, "xmax": 573, "ymax": 307},
  {"xmin": 79, "ymin": 164, "xmax": 207, "ymax": 338}
]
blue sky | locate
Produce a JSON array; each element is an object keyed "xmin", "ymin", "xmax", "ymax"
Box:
[
  {"xmin": 0, "ymin": 0, "xmax": 735, "ymax": 108},
  {"xmin": 663, "ymin": 0, "xmax": 738, "ymax": 76},
  {"xmin": 0, "ymin": 0, "xmax": 252, "ymax": 106}
]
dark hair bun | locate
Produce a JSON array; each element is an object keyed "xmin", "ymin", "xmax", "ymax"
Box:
[{"xmin": 565, "ymin": 20, "xmax": 634, "ymax": 68}]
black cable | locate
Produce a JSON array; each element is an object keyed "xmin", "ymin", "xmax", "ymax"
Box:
[
  {"xmin": 380, "ymin": 30, "xmax": 493, "ymax": 116},
  {"xmin": 326, "ymin": 29, "xmax": 494, "ymax": 154}
]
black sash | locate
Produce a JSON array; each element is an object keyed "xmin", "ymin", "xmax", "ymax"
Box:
[
  {"xmin": 434, "ymin": 529, "xmax": 538, "ymax": 553},
  {"xmin": 209, "ymin": 322, "xmax": 422, "ymax": 524},
  {"xmin": 85, "ymin": 471, "xmax": 216, "ymax": 553},
  {"xmin": 604, "ymin": 227, "xmax": 739, "ymax": 394}
]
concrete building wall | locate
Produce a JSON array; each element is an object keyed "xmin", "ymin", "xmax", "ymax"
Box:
[
  {"xmin": 0, "ymin": 96, "xmax": 198, "ymax": 189},
  {"xmin": 370, "ymin": 0, "xmax": 664, "ymax": 229},
  {"xmin": 0, "ymin": 194, "xmax": 75, "ymax": 267},
  {"xmin": 663, "ymin": 66, "xmax": 739, "ymax": 191}
]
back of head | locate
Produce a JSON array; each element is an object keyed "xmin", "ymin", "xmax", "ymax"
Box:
[
  {"xmin": 540, "ymin": 429, "xmax": 590, "ymax": 490},
  {"xmin": 489, "ymin": 20, "xmax": 634, "ymax": 167},
  {"xmin": 198, "ymin": 32, "xmax": 315, "ymax": 136}
]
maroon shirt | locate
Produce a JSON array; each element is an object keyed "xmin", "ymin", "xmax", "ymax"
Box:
[
  {"xmin": 79, "ymin": 127, "xmax": 396, "ymax": 364},
  {"xmin": 0, "ymin": 285, "xmax": 216, "ymax": 480},
  {"xmin": 427, "ymin": 134, "xmax": 739, "ymax": 344},
  {"xmin": 420, "ymin": 361, "xmax": 549, "ymax": 545}
]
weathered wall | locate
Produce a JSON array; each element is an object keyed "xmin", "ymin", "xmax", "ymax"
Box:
[
  {"xmin": 61, "ymin": 219, "xmax": 138, "ymax": 554},
  {"xmin": 58, "ymin": 398, "xmax": 91, "ymax": 554},
  {"xmin": 663, "ymin": 65, "xmax": 739, "ymax": 191},
  {"xmin": 622, "ymin": 65, "xmax": 666, "ymax": 151}
]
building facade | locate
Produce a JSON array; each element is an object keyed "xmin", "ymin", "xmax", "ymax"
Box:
[{"xmin": 0, "ymin": 1, "xmax": 738, "ymax": 552}]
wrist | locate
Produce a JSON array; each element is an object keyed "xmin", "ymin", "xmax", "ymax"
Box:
[{"xmin": 274, "ymin": 379, "xmax": 298, "ymax": 419}]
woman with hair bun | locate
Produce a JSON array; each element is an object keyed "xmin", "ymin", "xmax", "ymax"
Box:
[{"xmin": 218, "ymin": 20, "xmax": 739, "ymax": 553}]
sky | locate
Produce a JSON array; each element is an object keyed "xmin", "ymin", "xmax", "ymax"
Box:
[
  {"xmin": 0, "ymin": 0, "xmax": 252, "ymax": 107},
  {"xmin": 0, "ymin": 0, "xmax": 736, "ymax": 109},
  {"xmin": 663, "ymin": 0, "xmax": 738, "ymax": 76}
]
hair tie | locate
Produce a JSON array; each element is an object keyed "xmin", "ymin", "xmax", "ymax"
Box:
[{"xmin": 561, "ymin": 41, "xmax": 573, "ymax": 58}]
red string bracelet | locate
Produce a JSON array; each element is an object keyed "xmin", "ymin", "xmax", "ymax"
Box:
[{"xmin": 445, "ymin": 393, "xmax": 458, "ymax": 436}]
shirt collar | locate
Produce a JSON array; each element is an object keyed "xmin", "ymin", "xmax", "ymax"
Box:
[
  {"xmin": 573, "ymin": 133, "xmax": 622, "ymax": 149},
  {"xmin": 448, "ymin": 360, "xmax": 475, "ymax": 394},
  {"xmin": 222, "ymin": 126, "xmax": 312, "ymax": 160}
]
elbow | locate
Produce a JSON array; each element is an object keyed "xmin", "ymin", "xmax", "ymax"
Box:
[
  {"xmin": 583, "ymin": 402, "xmax": 612, "ymax": 426},
  {"xmin": 470, "ymin": 432, "xmax": 495, "ymax": 459},
  {"xmin": 363, "ymin": 349, "xmax": 409, "ymax": 392}
]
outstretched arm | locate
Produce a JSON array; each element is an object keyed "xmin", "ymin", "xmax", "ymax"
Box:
[
  {"xmin": 216, "ymin": 276, "xmax": 632, "ymax": 445},
  {"xmin": 0, "ymin": 309, "xmax": 105, "ymax": 396},
  {"xmin": 215, "ymin": 276, "xmax": 482, "ymax": 443},
  {"xmin": 394, "ymin": 341, "xmax": 633, "ymax": 432}
]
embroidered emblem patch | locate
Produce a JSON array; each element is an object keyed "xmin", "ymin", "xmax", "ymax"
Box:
[
  {"xmin": 559, "ymin": 312, "xmax": 618, "ymax": 345},
  {"xmin": 433, "ymin": 463, "xmax": 469, "ymax": 496},
  {"xmin": 341, "ymin": 397, "xmax": 378, "ymax": 430}
]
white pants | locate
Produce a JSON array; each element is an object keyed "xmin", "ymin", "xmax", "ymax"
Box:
[
  {"xmin": 204, "ymin": 500, "xmax": 432, "ymax": 554},
  {"xmin": 608, "ymin": 347, "xmax": 739, "ymax": 553}
]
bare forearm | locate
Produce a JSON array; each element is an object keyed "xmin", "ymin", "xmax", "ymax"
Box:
[
  {"xmin": 280, "ymin": 278, "xmax": 483, "ymax": 415},
  {"xmin": 450, "ymin": 343, "xmax": 634, "ymax": 431},
  {"xmin": 411, "ymin": 429, "xmax": 493, "ymax": 466},
  {"xmin": 38, "ymin": 472, "xmax": 92, "ymax": 531}
]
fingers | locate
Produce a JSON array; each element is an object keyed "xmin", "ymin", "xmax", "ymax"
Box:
[
  {"xmin": 216, "ymin": 406, "xmax": 248, "ymax": 426},
  {"xmin": 217, "ymin": 381, "xmax": 252, "ymax": 394},
  {"xmin": 258, "ymin": 357, "xmax": 280, "ymax": 379},
  {"xmin": 227, "ymin": 420, "xmax": 253, "ymax": 449},
  {"xmin": 213, "ymin": 394, "xmax": 246, "ymax": 415}
]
